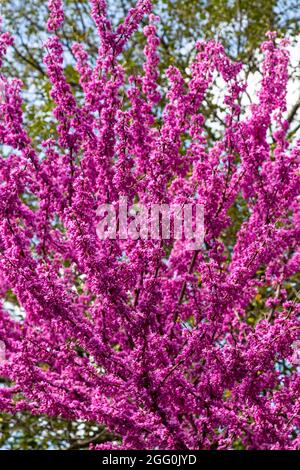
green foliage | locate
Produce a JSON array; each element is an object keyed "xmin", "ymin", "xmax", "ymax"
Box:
[{"xmin": 0, "ymin": 413, "xmax": 111, "ymax": 450}]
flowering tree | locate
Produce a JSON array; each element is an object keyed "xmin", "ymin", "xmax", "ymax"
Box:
[
  {"xmin": 0, "ymin": 0, "xmax": 299, "ymax": 450},
  {"xmin": 3, "ymin": 0, "xmax": 300, "ymax": 149}
]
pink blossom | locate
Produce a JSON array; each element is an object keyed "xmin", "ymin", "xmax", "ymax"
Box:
[{"xmin": 0, "ymin": 1, "xmax": 299, "ymax": 450}]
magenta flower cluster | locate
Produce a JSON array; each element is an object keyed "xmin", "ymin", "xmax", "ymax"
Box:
[{"xmin": 0, "ymin": 0, "xmax": 299, "ymax": 450}]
